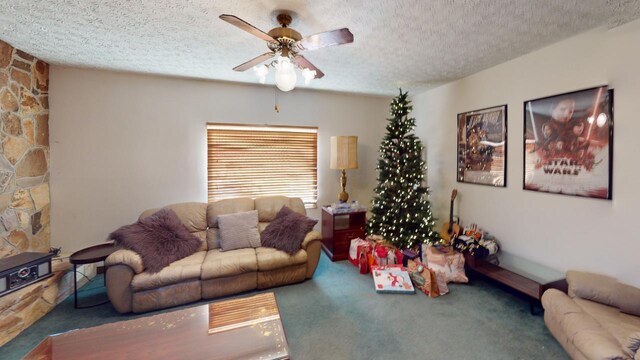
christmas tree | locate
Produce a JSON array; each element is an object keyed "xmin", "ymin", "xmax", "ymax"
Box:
[{"xmin": 367, "ymin": 89, "xmax": 441, "ymax": 249}]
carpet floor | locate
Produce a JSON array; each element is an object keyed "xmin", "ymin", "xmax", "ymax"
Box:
[{"xmin": 0, "ymin": 255, "xmax": 568, "ymax": 359}]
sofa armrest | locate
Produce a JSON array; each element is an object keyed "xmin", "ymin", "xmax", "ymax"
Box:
[
  {"xmin": 106, "ymin": 264, "xmax": 134, "ymax": 313},
  {"xmin": 106, "ymin": 249, "xmax": 145, "ymax": 274},
  {"xmin": 302, "ymin": 231, "xmax": 322, "ymax": 279},
  {"xmin": 301, "ymin": 231, "xmax": 322, "ymax": 250}
]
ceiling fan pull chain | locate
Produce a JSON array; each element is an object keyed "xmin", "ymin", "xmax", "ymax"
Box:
[{"xmin": 274, "ymin": 89, "xmax": 280, "ymax": 113}]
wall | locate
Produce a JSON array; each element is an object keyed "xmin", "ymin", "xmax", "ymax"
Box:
[
  {"xmin": 0, "ymin": 39, "xmax": 50, "ymax": 258},
  {"xmin": 49, "ymin": 67, "xmax": 388, "ymax": 252},
  {"xmin": 413, "ymin": 19, "xmax": 640, "ymax": 286}
]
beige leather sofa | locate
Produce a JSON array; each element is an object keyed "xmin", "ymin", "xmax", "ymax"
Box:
[
  {"xmin": 105, "ymin": 196, "xmax": 322, "ymax": 313},
  {"xmin": 542, "ymin": 271, "xmax": 640, "ymax": 360}
]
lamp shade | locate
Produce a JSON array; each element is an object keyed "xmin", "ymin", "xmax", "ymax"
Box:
[{"xmin": 330, "ymin": 136, "xmax": 358, "ymax": 170}]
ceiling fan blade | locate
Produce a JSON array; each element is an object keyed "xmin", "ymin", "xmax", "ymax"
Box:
[
  {"xmin": 219, "ymin": 14, "xmax": 276, "ymax": 43},
  {"xmin": 295, "ymin": 28, "xmax": 354, "ymax": 51},
  {"xmin": 293, "ymin": 55, "xmax": 325, "ymax": 79},
  {"xmin": 233, "ymin": 52, "xmax": 274, "ymax": 72}
]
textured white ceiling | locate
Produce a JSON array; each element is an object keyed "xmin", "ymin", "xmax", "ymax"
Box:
[{"xmin": 1, "ymin": 1, "xmax": 639, "ymax": 96}]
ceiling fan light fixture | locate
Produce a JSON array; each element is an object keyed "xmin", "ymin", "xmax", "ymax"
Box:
[
  {"xmin": 274, "ymin": 56, "xmax": 297, "ymax": 92},
  {"xmin": 221, "ymin": 13, "xmax": 353, "ymax": 92},
  {"xmin": 252, "ymin": 64, "xmax": 269, "ymax": 84},
  {"xmin": 302, "ymin": 68, "xmax": 316, "ymax": 85}
]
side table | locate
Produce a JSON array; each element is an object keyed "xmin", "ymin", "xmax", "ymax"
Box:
[
  {"xmin": 320, "ymin": 206, "xmax": 366, "ymax": 261},
  {"xmin": 69, "ymin": 242, "xmax": 120, "ymax": 309}
]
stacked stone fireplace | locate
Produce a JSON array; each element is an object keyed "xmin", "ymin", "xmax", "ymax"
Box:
[
  {"xmin": 0, "ymin": 39, "xmax": 63, "ymax": 347},
  {"xmin": 0, "ymin": 39, "xmax": 50, "ymax": 258}
]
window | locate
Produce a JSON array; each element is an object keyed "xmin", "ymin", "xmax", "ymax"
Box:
[{"xmin": 207, "ymin": 123, "xmax": 318, "ymax": 207}]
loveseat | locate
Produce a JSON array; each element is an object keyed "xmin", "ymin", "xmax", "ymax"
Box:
[
  {"xmin": 542, "ymin": 271, "xmax": 640, "ymax": 360},
  {"xmin": 105, "ymin": 196, "xmax": 322, "ymax": 313}
]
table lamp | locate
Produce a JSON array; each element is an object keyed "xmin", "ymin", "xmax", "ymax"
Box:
[{"xmin": 330, "ymin": 136, "xmax": 358, "ymax": 202}]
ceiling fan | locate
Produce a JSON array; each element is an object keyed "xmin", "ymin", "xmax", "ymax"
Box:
[{"xmin": 220, "ymin": 12, "xmax": 354, "ymax": 91}]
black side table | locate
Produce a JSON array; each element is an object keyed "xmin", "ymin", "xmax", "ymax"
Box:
[{"xmin": 69, "ymin": 243, "xmax": 120, "ymax": 309}]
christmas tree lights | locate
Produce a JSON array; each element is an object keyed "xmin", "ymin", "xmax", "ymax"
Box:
[{"xmin": 366, "ymin": 89, "xmax": 441, "ymax": 249}]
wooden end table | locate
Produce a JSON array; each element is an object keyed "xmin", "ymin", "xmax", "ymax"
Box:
[
  {"xmin": 321, "ymin": 206, "xmax": 366, "ymax": 261},
  {"xmin": 69, "ymin": 243, "xmax": 120, "ymax": 309}
]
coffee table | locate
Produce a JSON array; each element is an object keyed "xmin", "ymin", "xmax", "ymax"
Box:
[{"xmin": 24, "ymin": 292, "xmax": 289, "ymax": 360}]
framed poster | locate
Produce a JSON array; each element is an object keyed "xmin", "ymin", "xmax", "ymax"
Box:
[
  {"xmin": 457, "ymin": 105, "xmax": 507, "ymax": 186},
  {"xmin": 523, "ymin": 86, "xmax": 613, "ymax": 199}
]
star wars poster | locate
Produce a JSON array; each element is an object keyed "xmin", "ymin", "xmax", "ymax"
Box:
[
  {"xmin": 457, "ymin": 105, "xmax": 507, "ymax": 187},
  {"xmin": 523, "ymin": 86, "xmax": 613, "ymax": 199}
]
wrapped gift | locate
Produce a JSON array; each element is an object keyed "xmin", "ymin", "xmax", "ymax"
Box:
[
  {"xmin": 424, "ymin": 246, "xmax": 468, "ymax": 283},
  {"xmin": 371, "ymin": 264, "xmax": 415, "ymax": 294},
  {"xmin": 349, "ymin": 238, "xmax": 371, "ymax": 266}
]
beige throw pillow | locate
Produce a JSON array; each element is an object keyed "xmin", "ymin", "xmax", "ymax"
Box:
[{"xmin": 217, "ymin": 210, "xmax": 261, "ymax": 251}]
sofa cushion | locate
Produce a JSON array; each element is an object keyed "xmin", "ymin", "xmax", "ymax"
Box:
[
  {"xmin": 260, "ymin": 206, "xmax": 318, "ymax": 254},
  {"xmin": 572, "ymin": 328, "xmax": 630, "ymax": 360},
  {"xmin": 259, "ymin": 222, "xmax": 270, "ymax": 233},
  {"xmin": 110, "ymin": 208, "xmax": 202, "ymax": 273},
  {"xmin": 559, "ymin": 307, "xmax": 626, "ymax": 360},
  {"xmin": 207, "ymin": 197, "xmax": 255, "ymax": 228},
  {"xmin": 574, "ymin": 297, "xmax": 640, "ymax": 348},
  {"xmin": 256, "ymin": 247, "xmax": 308, "ymax": 271},
  {"xmin": 131, "ymin": 251, "xmax": 206, "ymax": 291},
  {"xmin": 140, "ymin": 203, "xmax": 208, "ymax": 251},
  {"xmin": 255, "ymin": 196, "xmax": 306, "ymax": 222},
  {"xmin": 201, "ymin": 248, "xmax": 258, "ymax": 279},
  {"xmin": 217, "ymin": 210, "xmax": 261, "ymax": 251}
]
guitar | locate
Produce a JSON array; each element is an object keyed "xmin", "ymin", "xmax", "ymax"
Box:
[{"xmin": 441, "ymin": 189, "xmax": 461, "ymax": 244}]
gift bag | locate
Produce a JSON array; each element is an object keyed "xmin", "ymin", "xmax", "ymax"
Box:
[
  {"xmin": 434, "ymin": 271, "xmax": 449, "ymax": 296},
  {"xmin": 349, "ymin": 238, "xmax": 370, "ymax": 266},
  {"xmin": 425, "ymin": 246, "xmax": 468, "ymax": 283},
  {"xmin": 358, "ymin": 251, "xmax": 369, "ymax": 274},
  {"xmin": 407, "ymin": 259, "xmax": 439, "ymax": 297}
]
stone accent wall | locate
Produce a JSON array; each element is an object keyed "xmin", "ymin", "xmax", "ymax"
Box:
[
  {"xmin": 0, "ymin": 39, "xmax": 50, "ymax": 259},
  {"xmin": 0, "ymin": 260, "xmax": 96, "ymax": 347}
]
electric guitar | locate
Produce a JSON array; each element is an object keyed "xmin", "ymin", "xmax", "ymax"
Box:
[{"xmin": 441, "ymin": 189, "xmax": 461, "ymax": 244}]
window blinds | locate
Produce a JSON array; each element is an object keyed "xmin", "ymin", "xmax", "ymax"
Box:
[{"xmin": 207, "ymin": 123, "xmax": 318, "ymax": 207}]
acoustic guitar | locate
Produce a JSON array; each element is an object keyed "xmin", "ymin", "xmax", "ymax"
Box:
[{"xmin": 441, "ymin": 189, "xmax": 461, "ymax": 244}]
